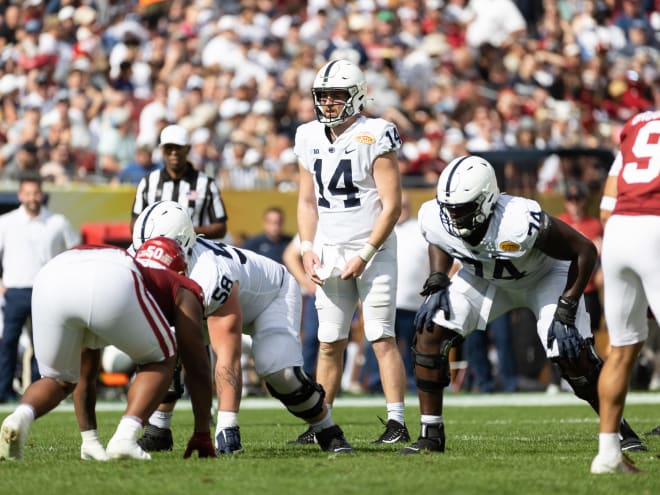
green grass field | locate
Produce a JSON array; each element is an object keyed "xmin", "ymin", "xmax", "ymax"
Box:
[{"xmin": 1, "ymin": 393, "xmax": 659, "ymax": 495}]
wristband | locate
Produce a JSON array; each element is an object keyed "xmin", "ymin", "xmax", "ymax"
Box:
[
  {"xmin": 300, "ymin": 240, "xmax": 314, "ymax": 257},
  {"xmin": 358, "ymin": 243, "xmax": 377, "ymax": 263},
  {"xmin": 599, "ymin": 196, "xmax": 616, "ymax": 212}
]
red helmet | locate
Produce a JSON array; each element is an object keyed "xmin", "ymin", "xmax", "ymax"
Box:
[{"xmin": 134, "ymin": 236, "xmax": 187, "ymax": 274}]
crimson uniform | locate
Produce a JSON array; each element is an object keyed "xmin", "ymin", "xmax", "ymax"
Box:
[
  {"xmin": 602, "ymin": 110, "xmax": 660, "ymax": 345},
  {"xmin": 31, "ymin": 246, "xmax": 203, "ymax": 382}
]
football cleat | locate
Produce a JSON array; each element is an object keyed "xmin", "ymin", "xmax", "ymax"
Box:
[
  {"xmin": 619, "ymin": 420, "xmax": 647, "ymax": 452},
  {"xmin": 644, "ymin": 425, "xmax": 660, "ymax": 436},
  {"xmin": 216, "ymin": 426, "xmax": 243, "ymax": 454},
  {"xmin": 0, "ymin": 412, "xmax": 31, "ymax": 460},
  {"xmin": 315, "ymin": 425, "xmax": 353, "ymax": 453},
  {"xmin": 590, "ymin": 453, "xmax": 641, "ymax": 474},
  {"xmin": 400, "ymin": 423, "xmax": 445, "ymax": 455},
  {"xmin": 106, "ymin": 437, "xmax": 152, "ymax": 460},
  {"xmin": 288, "ymin": 426, "xmax": 317, "ymax": 445},
  {"xmin": 137, "ymin": 423, "xmax": 173, "ymax": 452},
  {"xmin": 81, "ymin": 439, "xmax": 110, "ymax": 461},
  {"xmin": 373, "ymin": 417, "xmax": 411, "ymax": 444}
]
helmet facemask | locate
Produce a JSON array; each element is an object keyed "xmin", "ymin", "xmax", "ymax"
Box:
[
  {"xmin": 438, "ymin": 195, "xmax": 491, "ymax": 239},
  {"xmin": 312, "ymin": 87, "xmax": 360, "ymax": 128},
  {"xmin": 311, "ymin": 59, "xmax": 367, "ymax": 128}
]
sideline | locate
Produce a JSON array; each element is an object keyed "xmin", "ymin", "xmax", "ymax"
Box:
[{"xmin": 2, "ymin": 391, "xmax": 659, "ymax": 413}]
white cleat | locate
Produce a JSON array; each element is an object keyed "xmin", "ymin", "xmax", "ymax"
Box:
[
  {"xmin": 591, "ymin": 453, "xmax": 641, "ymax": 474},
  {"xmin": 106, "ymin": 437, "xmax": 152, "ymax": 460},
  {"xmin": 0, "ymin": 413, "xmax": 30, "ymax": 461},
  {"xmin": 81, "ymin": 439, "xmax": 110, "ymax": 461}
]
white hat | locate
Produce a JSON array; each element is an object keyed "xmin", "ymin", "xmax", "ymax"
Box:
[
  {"xmin": 58, "ymin": 5, "xmax": 75, "ymax": 22},
  {"xmin": 191, "ymin": 127, "xmax": 211, "ymax": 145},
  {"xmin": 252, "ymin": 99, "xmax": 273, "ymax": 115},
  {"xmin": 219, "ymin": 98, "xmax": 250, "ymax": 119},
  {"xmin": 160, "ymin": 124, "xmax": 190, "ymax": 146},
  {"xmin": 0, "ymin": 74, "xmax": 18, "ymax": 96},
  {"xmin": 279, "ymin": 148, "xmax": 297, "ymax": 164}
]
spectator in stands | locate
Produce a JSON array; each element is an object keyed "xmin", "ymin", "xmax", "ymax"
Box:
[
  {"xmin": 113, "ymin": 140, "xmax": 161, "ymax": 185},
  {"xmin": 241, "ymin": 206, "xmax": 293, "ymax": 265}
]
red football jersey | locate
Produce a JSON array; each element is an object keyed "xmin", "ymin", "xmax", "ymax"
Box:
[{"xmin": 611, "ymin": 110, "xmax": 660, "ymax": 216}]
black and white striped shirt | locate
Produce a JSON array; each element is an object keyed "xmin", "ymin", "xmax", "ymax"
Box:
[{"xmin": 131, "ymin": 163, "xmax": 227, "ymax": 228}]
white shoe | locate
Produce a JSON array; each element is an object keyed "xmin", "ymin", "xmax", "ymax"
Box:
[
  {"xmin": 106, "ymin": 437, "xmax": 151, "ymax": 460},
  {"xmin": 0, "ymin": 412, "xmax": 31, "ymax": 461},
  {"xmin": 590, "ymin": 453, "xmax": 641, "ymax": 474},
  {"xmin": 81, "ymin": 439, "xmax": 110, "ymax": 461}
]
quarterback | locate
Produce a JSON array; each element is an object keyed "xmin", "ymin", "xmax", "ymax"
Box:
[
  {"xmin": 294, "ymin": 59, "xmax": 409, "ymax": 445},
  {"xmin": 400, "ymin": 155, "xmax": 645, "ymax": 455}
]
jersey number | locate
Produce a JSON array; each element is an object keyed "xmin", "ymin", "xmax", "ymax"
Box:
[
  {"xmin": 197, "ymin": 238, "xmax": 247, "ymax": 264},
  {"xmin": 455, "ymin": 256, "xmax": 527, "ymax": 280},
  {"xmin": 623, "ymin": 119, "xmax": 660, "ymax": 183},
  {"xmin": 313, "ymin": 159, "xmax": 360, "ymax": 208}
]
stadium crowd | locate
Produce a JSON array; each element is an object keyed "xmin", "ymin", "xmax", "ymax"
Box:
[{"xmin": 0, "ymin": 0, "xmax": 658, "ymax": 192}]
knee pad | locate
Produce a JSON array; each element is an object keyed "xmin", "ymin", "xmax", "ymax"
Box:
[
  {"xmin": 264, "ymin": 367, "xmax": 325, "ymax": 420},
  {"xmin": 412, "ymin": 328, "xmax": 462, "ymax": 392},
  {"xmin": 162, "ymin": 362, "xmax": 184, "ymax": 404},
  {"xmin": 552, "ymin": 340, "xmax": 602, "ymax": 411}
]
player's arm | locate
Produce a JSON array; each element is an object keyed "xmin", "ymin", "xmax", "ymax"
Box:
[
  {"xmin": 206, "ymin": 283, "xmax": 243, "ymax": 413},
  {"xmin": 342, "ymin": 150, "xmax": 402, "ymax": 279},
  {"xmin": 195, "ymin": 221, "xmax": 227, "ymax": 240},
  {"xmin": 534, "ymin": 213, "xmax": 597, "ymax": 300},
  {"xmin": 174, "ymin": 287, "xmax": 213, "ymax": 433},
  {"xmin": 283, "ymin": 238, "xmax": 316, "ymax": 295},
  {"xmin": 297, "ymin": 163, "xmax": 322, "ymax": 284},
  {"xmin": 599, "ymin": 174, "xmax": 617, "ymax": 227}
]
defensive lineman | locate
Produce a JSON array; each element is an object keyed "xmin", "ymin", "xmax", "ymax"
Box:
[
  {"xmin": 401, "ymin": 155, "xmax": 645, "ymax": 454},
  {"xmin": 133, "ymin": 201, "xmax": 353, "ymax": 454}
]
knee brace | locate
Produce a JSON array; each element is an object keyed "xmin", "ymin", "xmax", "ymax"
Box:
[
  {"xmin": 162, "ymin": 362, "xmax": 184, "ymax": 404},
  {"xmin": 264, "ymin": 367, "xmax": 325, "ymax": 420},
  {"xmin": 412, "ymin": 328, "xmax": 463, "ymax": 393},
  {"xmin": 551, "ymin": 339, "xmax": 602, "ymax": 412}
]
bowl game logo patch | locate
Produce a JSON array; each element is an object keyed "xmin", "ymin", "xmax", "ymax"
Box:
[
  {"xmin": 499, "ymin": 241, "xmax": 520, "ymax": 252},
  {"xmin": 355, "ymin": 133, "xmax": 376, "ymax": 144}
]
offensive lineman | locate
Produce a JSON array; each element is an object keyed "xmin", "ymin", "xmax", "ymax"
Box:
[
  {"xmin": 132, "ymin": 201, "xmax": 352, "ymax": 454},
  {"xmin": 400, "ymin": 155, "xmax": 646, "ymax": 454},
  {"xmin": 591, "ymin": 110, "xmax": 660, "ymax": 474},
  {"xmin": 294, "ymin": 58, "xmax": 409, "ymax": 445}
]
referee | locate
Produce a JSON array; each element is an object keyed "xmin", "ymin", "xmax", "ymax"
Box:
[{"xmin": 130, "ymin": 124, "xmax": 227, "ymax": 240}]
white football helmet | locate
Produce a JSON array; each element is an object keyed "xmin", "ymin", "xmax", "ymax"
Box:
[
  {"xmin": 132, "ymin": 201, "xmax": 196, "ymax": 259},
  {"xmin": 436, "ymin": 155, "xmax": 500, "ymax": 238},
  {"xmin": 312, "ymin": 59, "xmax": 367, "ymax": 128}
]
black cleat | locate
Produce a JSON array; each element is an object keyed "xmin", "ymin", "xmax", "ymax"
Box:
[
  {"xmin": 137, "ymin": 423, "xmax": 173, "ymax": 452},
  {"xmin": 288, "ymin": 426, "xmax": 317, "ymax": 445},
  {"xmin": 373, "ymin": 417, "xmax": 411, "ymax": 444},
  {"xmin": 644, "ymin": 425, "xmax": 660, "ymax": 436},
  {"xmin": 316, "ymin": 425, "xmax": 353, "ymax": 453},
  {"xmin": 619, "ymin": 419, "xmax": 647, "ymax": 452},
  {"xmin": 400, "ymin": 423, "xmax": 445, "ymax": 455}
]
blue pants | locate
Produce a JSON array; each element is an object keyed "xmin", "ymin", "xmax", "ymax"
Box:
[
  {"xmin": 301, "ymin": 295, "xmax": 319, "ymax": 378},
  {"xmin": 0, "ymin": 288, "xmax": 39, "ymax": 401}
]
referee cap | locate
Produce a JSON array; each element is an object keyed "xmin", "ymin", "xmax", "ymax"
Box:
[{"xmin": 160, "ymin": 124, "xmax": 189, "ymax": 147}]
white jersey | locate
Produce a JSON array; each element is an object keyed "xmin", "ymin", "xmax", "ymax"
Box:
[
  {"xmin": 294, "ymin": 116, "xmax": 402, "ymax": 245},
  {"xmin": 189, "ymin": 238, "xmax": 286, "ymax": 323},
  {"xmin": 418, "ymin": 194, "xmax": 561, "ymax": 290}
]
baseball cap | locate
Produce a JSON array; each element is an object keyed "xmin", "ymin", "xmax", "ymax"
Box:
[{"xmin": 160, "ymin": 124, "xmax": 189, "ymax": 147}]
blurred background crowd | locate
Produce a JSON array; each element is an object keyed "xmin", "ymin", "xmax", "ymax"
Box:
[{"xmin": 0, "ymin": 0, "xmax": 658, "ymax": 192}]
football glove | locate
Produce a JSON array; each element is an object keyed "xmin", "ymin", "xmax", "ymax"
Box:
[
  {"xmin": 183, "ymin": 432, "xmax": 217, "ymax": 459},
  {"xmin": 547, "ymin": 296, "xmax": 584, "ymax": 360},
  {"xmin": 413, "ymin": 272, "xmax": 451, "ymax": 333}
]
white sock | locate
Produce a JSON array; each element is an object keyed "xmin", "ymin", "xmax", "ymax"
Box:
[
  {"xmin": 14, "ymin": 404, "xmax": 35, "ymax": 423},
  {"xmin": 216, "ymin": 411, "xmax": 238, "ymax": 429},
  {"xmin": 310, "ymin": 410, "xmax": 335, "ymax": 433},
  {"xmin": 386, "ymin": 402, "xmax": 405, "ymax": 425},
  {"xmin": 420, "ymin": 414, "xmax": 443, "ymax": 425},
  {"xmin": 326, "ymin": 403, "xmax": 333, "ymax": 411},
  {"xmin": 598, "ymin": 432, "xmax": 621, "ymax": 458},
  {"xmin": 148, "ymin": 410, "xmax": 173, "ymax": 429},
  {"xmin": 113, "ymin": 416, "xmax": 143, "ymax": 441},
  {"xmin": 81, "ymin": 429, "xmax": 101, "ymax": 443},
  {"xmin": 341, "ymin": 341, "xmax": 359, "ymax": 389}
]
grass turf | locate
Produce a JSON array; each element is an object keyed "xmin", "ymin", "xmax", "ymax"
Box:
[{"xmin": 1, "ymin": 396, "xmax": 659, "ymax": 495}]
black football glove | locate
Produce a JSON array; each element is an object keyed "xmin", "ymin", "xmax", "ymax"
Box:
[
  {"xmin": 183, "ymin": 432, "xmax": 217, "ymax": 459},
  {"xmin": 546, "ymin": 296, "xmax": 584, "ymax": 360},
  {"xmin": 413, "ymin": 272, "xmax": 451, "ymax": 333}
]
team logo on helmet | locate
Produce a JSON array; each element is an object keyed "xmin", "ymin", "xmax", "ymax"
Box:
[{"xmin": 135, "ymin": 236, "xmax": 187, "ymax": 274}]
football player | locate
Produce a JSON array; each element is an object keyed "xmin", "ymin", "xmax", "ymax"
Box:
[
  {"xmin": 294, "ymin": 59, "xmax": 409, "ymax": 445},
  {"xmin": 132, "ymin": 201, "xmax": 352, "ymax": 454},
  {"xmin": 0, "ymin": 238, "xmax": 214, "ymax": 461},
  {"xmin": 400, "ymin": 155, "xmax": 646, "ymax": 455},
  {"xmin": 591, "ymin": 110, "xmax": 660, "ymax": 474}
]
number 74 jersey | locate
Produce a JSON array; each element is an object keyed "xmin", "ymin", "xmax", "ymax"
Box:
[{"xmin": 294, "ymin": 116, "xmax": 402, "ymax": 244}]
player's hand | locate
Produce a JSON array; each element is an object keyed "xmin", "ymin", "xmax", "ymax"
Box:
[
  {"xmin": 340, "ymin": 255, "xmax": 366, "ymax": 280},
  {"xmin": 302, "ymin": 251, "xmax": 324, "ymax": 286},
  {"xmin": 183, "ymin": 432, "xmax": 217, "ymax": 459},
  {"xmin": 413, "ymin": 272, "xmax": 451, "ymax": 333},
  {"xmin": 547, "ymin": 296, "xmax": 584, "ymax": 360}
]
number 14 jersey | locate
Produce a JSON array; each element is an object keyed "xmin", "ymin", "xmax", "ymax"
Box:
[{"xmin": 294, "ymin": 116, "xmax": 402, "ymax": 245}]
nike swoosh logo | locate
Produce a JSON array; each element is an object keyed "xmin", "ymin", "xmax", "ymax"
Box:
[{"xmin": 345, "ymin": 148, "xmax": 356, "ymax": 154}]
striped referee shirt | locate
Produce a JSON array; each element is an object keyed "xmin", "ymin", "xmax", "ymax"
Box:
[{"xmin": 131, "ymin": 163, "xmax": 227, "ymax": 228}]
